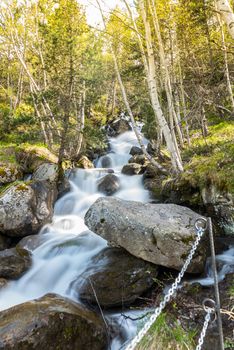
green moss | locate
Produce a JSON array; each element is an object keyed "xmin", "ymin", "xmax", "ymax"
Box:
[
  {"xmin": 180, "ymin": 122, "xmax": 234, "ymax": 196},
  {"xmin": 181, "ymin": 236, "xmax": 194, "ymax": 245}
]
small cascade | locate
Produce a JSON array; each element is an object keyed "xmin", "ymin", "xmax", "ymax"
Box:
[{"xmin": 0, "ymin": 128, "xmax": 149, "ymax": 313}]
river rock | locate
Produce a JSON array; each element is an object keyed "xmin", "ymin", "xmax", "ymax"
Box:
[
  {"xmin": 0, "ymin": 247, "xmax": 31, "ymax": 279},
  {"xmin": 100, "ymin": 155, "xmax": 112, "ymax": 168},
  {"xmin": 85, "ymin": 197, "xmax": 207, "ymax": 273},
  {"xmin": 107, "ymin": 119, "xmax": 131, "ymax": 136},
  {"xmin": 76, "ymin": 155, "xmax": 94, "ymax": 169},
  {"xmin": 0, "ymin": 293, "xmax": 108, "ymax": 350},
  {"xmin": 0, "ymin": 165, "xmax": 23, "ymax": 185},
  {"xmin": 121, "ymin": 163, "xmax": 143, "ymax": 175},
  {"xmin": 15, "ymin": 145, "xmax": 58, "ymax": 173},
  {"xmin": 32, "ymin": 163, "xmax": 58, "ymax": 182},
  {"xmin": 129, "ymin": 146, "xmax": 143, "ymax": 156},
  {"xmin": 97, "ymin": 174, "xmax": 120, "ymax": 196},
  {"xmin": 129, "ymin": 155, "xmax": 147, "ymax": 166},
  {"xmin": 0, "ymin": 234, "xmax": 11, "ymax": 251},
  {"xmin": 0, "ymin": 278, "xmax": 7, "ymax": 289},
  {"xmin": 70, "ymin": 247, "xmax": 158, "ymax": 308},
  {"xmin": 0, "ymin": 181, "xmax": 57, "ymax": 237}
]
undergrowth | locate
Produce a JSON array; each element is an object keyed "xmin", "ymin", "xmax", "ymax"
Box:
[{"xmin": 136, "ymin": 313, "xmax": 196, "ymax": 350}]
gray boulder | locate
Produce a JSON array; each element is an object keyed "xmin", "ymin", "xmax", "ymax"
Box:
[
  {"xmin": 97, "ymin": 174, "xmax": 120, "ymax": 196},
  {"xmin": 0, "ymin": 293, "xmax": 108, "ymax": 350},
  {"xmin": 32, "ymin": 163, "xmax": 58, "ymax": 182},
  {"xmin": 121, "ymin": 163, "xmax": 143, "ymax": 175},
  {"xmin": 70, "ymin": 247, "xmax": 158, "ymax": 308},
  {"xmin": 85, "ymin": 197, "xmax": 207, "ymax": 273},
  {"xmin": 0, "ymin": 181, "xmax": 57, "ymax": 237},
  {"xmin": 107, "ymin": 119, "xmax": 131, "ymax": 136},
  {"xmin": 129, "ymin": 146, "xmax": 143, "ymax": 156},
  {"xmin": 0, "ymin": 247, "xmax": 31, "ymax": 279}
]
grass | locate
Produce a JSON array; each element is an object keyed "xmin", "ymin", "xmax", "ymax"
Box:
[
  {"xmin": 181, "ymin": 121, "xmax": 234, "ymax": 195},
  {"xmin": 136, "ymin": 313, "xmax": 196, "ymax": 350},
  {"xmin": 0, "ymin": 144, "xmax": 17, "ymax": 164}
]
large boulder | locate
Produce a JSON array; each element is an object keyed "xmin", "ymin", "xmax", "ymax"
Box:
[
  {"xmin": 32, "ymin": 163, "xmax": 58, "ymax": 182},
  {"xmin": 107, "ymin": 119, "xmax": 131, "ymax": 136},
  {"xmin": 0, "ymin": 293, "xmax": 108, "ymax": 350},
  {"xmin": 70, "ymin": 247, "xmax": 158, "ymax": 308},
  {"xmin": 15, "ymin": 145, "xmax": 58, "ymax": 173},
  {"xmin": 0, "ymin": 165, "xmax": 23, "ymax": 185},
  {"xmin": 97, "ymin": 174, "xmax": 120, "ymax": 196},
  {"xmin": 0, "ymin": 247, "xmax": 31, "ymax": 279},
  {"xmin": 121, "ymin": 163, "xmax": 143, "ymax": 175},
  {"xmin": 0, "ymin": 181, "xmax": 57, "ymax": 237},
  {"xmin": 85, "ymin": 197, "xmax": 207, "ymax": 273}
]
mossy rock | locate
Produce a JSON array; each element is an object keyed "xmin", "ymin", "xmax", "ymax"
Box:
[
  {"xmin": 15, "ymin": 144, "xmax": 58, "ymax": 173},
  {"xmin": 0, "ymin": 293, "xmax": 108, "ymax": 350},
  {"xmin": 0, "ymin": 164, "xmax": 23, "ymax": 185}
]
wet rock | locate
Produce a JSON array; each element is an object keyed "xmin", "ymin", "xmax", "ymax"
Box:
[
  {"xmin": 0, "ymin": 234, "xmax": 11, "ymax": 251},
  {"xmin": 85, "ymin": 197, "xmax": 207, "ymax": 273},
  {"xmin": 15, "ymin": 145, "xmax": 58, "ymax": 173},
  {"xmin": 161, "ymin": 178, "xmax": 234, "ymax": 236},
  {"xmin": 129, "ymin": 146, "xmax": 143, "ymax": 156},
  {"xmin": 57, "ymin": 177, "xmax": 71, "ymax": 199},
  {"xmin": 0, "ymin": 247, "xmax": 31, "ymax": 279},
  {"xmin": 32, "ymin": 163, "xmax": 58, "ymax": 182},
  {"xmin": 0, "ymin": 165, "xmax": 23, "ymax": 185},
  {"xmin": 70, "ymin": 247, "xmax": 158, "ymax": 308},
  {"xmin": 129, "ymin": 155, "xmax": 147, "ymax": 166},
  {"xmin": 100, "ymin": 155, "xmax": 112, "ymax": 168},
  {"xmin": 75, "ymin": 155, "xmax": 94, "ymax": 169},
  {"xmin": 97, "ymin": 174, "xmax": 120, "ymax": 196},
  {"xmin": 121, "ymin": 163, "xmax": 143, "ymax": 175},
  {"xmin": 0, "ymin": 181, "xmax": 57, "ymax": 237},
  {"xmin": 0, "ymin": 293, "xmax": 108, "ymax": 350},
  {"xmin": 107, "ymin": 119, "xmax": 131, "ymax": 136},
  {"xmin": 0, "ymin": 278, "xmax": 7, "ymax": 289},
  {"xmin": 17, "ymin": 234, "xmax": 49, "ymax": 252}
]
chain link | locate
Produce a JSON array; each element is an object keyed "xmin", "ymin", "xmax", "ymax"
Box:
[
  {"xmin": 124, "ymin": 226, "xmax": 205, "ymax": 350},
  {"xmin": 196, "ymin": 309, "xmax": 212, "ymax": 350}
]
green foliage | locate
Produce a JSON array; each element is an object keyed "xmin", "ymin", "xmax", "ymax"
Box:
[
  {"xmin": 137, "ymin": 313, "xmax": 196, "ymax": 350},
  {"xmin": 182, "ymin": 122, "xmax": 234, "ymax": 194}
]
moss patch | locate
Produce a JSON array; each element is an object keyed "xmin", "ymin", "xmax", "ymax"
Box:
[{"xmin": 180, "ymin": 122, "xmax": 234, "ymax": 195}]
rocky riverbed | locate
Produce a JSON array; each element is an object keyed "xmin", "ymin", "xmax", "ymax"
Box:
[{"xmin": 0, "ymin": 120, "xmax": 233, "ymax": 349}]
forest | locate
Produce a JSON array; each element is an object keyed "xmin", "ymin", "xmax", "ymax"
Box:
[{"xmin": 0, "ymin": 0, "xmax": 233, "ymax": 349}]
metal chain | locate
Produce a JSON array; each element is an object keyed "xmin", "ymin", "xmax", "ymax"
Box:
[
  {"xmin": 124, "ymin": 226, "xmax": 205, "ymax": 350},
  {"xmin": 196, "ymin": 309, "xmax": 212, "ymax": 350}
]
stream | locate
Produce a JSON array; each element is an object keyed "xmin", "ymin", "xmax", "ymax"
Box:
[{"xmin": 0, "ymin": 126, "xmax": 233, "ymax": 349}]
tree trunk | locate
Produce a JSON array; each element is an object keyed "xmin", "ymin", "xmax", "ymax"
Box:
[
  {"xmin": 216, "ymin": 0, "xmax": 234, "ymax": 39},
  {"xmin": 97, "ymin": 0, "xmax": 168, "ymax": 174},
  {"xmin": 139, "ymin": 0, "xmax": 183, "ymax": 173}
]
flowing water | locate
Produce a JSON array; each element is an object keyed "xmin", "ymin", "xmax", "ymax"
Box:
[{"xmin": 0, "ymin": 126, "xmax": 233, "ymax": 348}]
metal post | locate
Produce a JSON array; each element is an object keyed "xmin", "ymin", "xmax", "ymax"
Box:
[{"xmin": 207, "ymin": 217, "xmax": 224, "ymax": 350}]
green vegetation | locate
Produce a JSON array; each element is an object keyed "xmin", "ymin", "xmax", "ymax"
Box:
[
  {"xmin": 137, "ymin": 313, "xmax": 196, "ymax": 350},
  {"xmin": 181, "ymin": 122, "xmax": 234, "ymax": 195}
]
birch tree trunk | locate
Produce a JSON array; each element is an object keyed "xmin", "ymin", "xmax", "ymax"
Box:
[
  {"xmin": 97, "ymin": 0, "xmax": 167, "ymax": 174},
  {"xmin": 216, "ymin": 0, "xmax": 234, "ymax": 39},
  {"xmin": 139, "ymin": 0, "xmax": 183, "ymax": 173},
  {"xmin": 216, "ymin": 9, "xmax": 234, "ymax": 111},
  {"xmin": 75, "ymin": 81, "xmax": 86, "ymax": 157}
]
